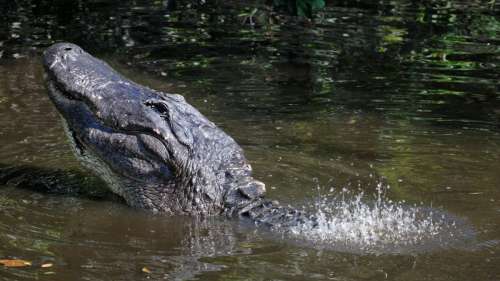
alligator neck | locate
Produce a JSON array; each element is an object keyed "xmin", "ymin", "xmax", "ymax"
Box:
[{"xmin": 224, "ymin": 183, "xmax": 317, "ymax": 228}]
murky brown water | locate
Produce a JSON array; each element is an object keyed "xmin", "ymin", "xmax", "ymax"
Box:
[{"xmin": 1, "ymin": 0, "xmax": 499, "ymax": 280}]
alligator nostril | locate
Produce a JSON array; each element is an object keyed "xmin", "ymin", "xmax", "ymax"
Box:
[{"xmin": 64, "ymin": 47, "xmax": 72, "ymax": 51}]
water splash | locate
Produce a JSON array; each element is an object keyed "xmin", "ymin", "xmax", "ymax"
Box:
[{"xmin": 287, "ymin": 183, "xmax": 475, "ymax": 254}]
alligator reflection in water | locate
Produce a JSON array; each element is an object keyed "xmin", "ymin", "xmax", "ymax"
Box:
[{"xmin": 0, "ymin": 185, "xmax": 273, "ymax": 280}]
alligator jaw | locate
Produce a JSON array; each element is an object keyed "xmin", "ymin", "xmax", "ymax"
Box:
[{"xmin": 43, "ymin": 43, "xmax": 267, "ymax": 215}]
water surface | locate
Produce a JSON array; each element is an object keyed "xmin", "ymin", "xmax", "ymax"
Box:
[{"xmin": 0, "ymin": 0, "xmax": 499, "ymax": 280}]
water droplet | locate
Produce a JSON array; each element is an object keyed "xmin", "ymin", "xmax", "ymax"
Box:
[{"xmin": 286, "ymin": 184, "xmax": 473, "ymax": 254}]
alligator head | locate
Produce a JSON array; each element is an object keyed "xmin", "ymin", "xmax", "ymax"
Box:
[{"xmin": 43, "ymin": 43, "xmax": 266, "ymax": 215}]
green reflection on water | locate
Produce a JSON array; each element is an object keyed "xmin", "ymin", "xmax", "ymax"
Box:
[{"xmin": 0, "ymin": 0, "xmax": 499, "ymax": 280}]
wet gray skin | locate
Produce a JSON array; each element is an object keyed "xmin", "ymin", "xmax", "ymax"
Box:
[{"xmin": 43, "ymin": 42, "xmax": 313, "ymax": 226}]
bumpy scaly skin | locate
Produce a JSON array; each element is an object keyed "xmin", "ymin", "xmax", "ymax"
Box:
[{"xmin": 41, "ymin": 43, "xmax": 316, "ymax": 227}]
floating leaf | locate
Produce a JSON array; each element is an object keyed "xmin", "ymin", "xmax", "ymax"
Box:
[{"xmin": 0, "ymin": 259, "xmax": 32, "ymax": 267}]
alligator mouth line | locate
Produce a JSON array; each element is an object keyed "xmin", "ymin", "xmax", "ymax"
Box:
[
  {"xmin": 47, "ymin": 75, "xmax": 167, "ymax": 154},
  {"xmin": 60, "ymin": 110, "xmax": 175, "ymax": 185},
  {"xmin": 59, "ymin": 111, "xmax": 175, "ymax": 190},
  {"xmin": 46, "ymin": 78, "xmax": 74, "ymax": 101},
  {"xmin": 46, "ymin": 77, "xmax": 164, "ymax": 182}
]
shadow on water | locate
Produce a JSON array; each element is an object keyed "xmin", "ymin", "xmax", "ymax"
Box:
[
  {"xmin": 0, "ymin": 163, "xmax": 114, "ymax": 200},
  {"xmin": 0, "ymin": 0, "xmax": 500, "ymax": 280}
]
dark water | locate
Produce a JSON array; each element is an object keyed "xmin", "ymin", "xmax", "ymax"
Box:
[{"xmin": 1, "ymin": 0, "xmax": 500, "ymax": 280}]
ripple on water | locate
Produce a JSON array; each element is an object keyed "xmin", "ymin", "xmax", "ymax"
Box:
[{"xmin": 286, "ymin": 184, "xmax": 477, "ymax": 255}]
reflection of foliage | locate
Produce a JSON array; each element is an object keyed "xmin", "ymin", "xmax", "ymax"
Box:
[
  {"xmin": 272, "ymin": 0, "xmax": 325, "ymax": 18},
  {"xmin": 376, "ymin": 25, "xmax": 408, "ymax": 52}
]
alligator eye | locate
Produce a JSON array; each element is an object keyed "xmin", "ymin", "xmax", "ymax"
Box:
[
  {"xmin": 144, "ymin": 98, "xmax": 194, "ymax": 147},
  {"xmin": 144, "ymin": 99, "xmax": 169, "ymax": 118}
]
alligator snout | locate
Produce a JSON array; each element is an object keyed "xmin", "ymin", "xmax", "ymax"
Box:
[{"xmin": 43, "ymin": 43, "xmax": 84, "ymax": 71}]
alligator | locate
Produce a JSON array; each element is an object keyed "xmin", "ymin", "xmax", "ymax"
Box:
[{"xmin": 38, "ymin": 42, "xmax": 315, "ymax": 228}]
